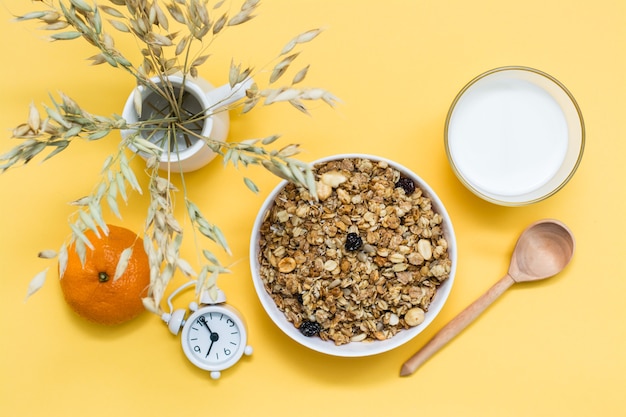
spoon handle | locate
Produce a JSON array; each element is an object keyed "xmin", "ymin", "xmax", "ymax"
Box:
[{"xmin": 400, "ymin": 274, "xmax": 515, "ymax": 376}]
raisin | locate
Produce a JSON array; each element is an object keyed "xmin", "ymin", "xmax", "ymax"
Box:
[
  {"xmin": 395, "ymin": 177, "xmax": 415, "ymax": 195},
  {"xmin": 344, "ymin": 232, "xmax": 363, "ymax": 251},
  {"xmin": 299, "ymin": 320, "xmax": 321, "ymax": 337}
]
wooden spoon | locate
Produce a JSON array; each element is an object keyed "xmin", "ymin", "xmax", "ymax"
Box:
[{"xmin": 400, "ymin": 219, "xmax": 575, "ymax": 377}]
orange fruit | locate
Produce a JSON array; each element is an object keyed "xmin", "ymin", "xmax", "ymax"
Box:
[{"xmin": 60, "ymin": 224, "xmax": 151, "ymax": 325}]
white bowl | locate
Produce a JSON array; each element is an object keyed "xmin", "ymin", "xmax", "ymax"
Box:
[
  {"xmin": 249, "ymin": 154, "xmax": 457, "ymax": 357},
  {"xmin": 445, "ymin": 66, "xmax": 585, "ymax": 206}
]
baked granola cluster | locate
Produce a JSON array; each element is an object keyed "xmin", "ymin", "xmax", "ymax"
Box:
[{"xmin": 257, "ymin": 158, "xmax": 451, "ymax": 345}]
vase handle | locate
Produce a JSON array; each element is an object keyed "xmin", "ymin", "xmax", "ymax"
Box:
[{"xmin": 204, "ymin": 77, "xmax": 254, "ymax": 111}]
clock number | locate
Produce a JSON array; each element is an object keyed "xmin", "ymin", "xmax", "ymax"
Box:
[
  {"xmin": 193, "ymin": 345, "xmax": 201, "ymax": 353},
  {"xmin": 224, "ymin": 348, "xmax": 231, "ymax": 356},
  {"xmin": 227, "ymin": 318, "xmax": 235, "ymax": 327}
]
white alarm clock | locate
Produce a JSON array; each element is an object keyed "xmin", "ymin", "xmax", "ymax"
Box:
[{"xmin": 162, "ymin": 283, "xmax": 252, "ymax": 379}]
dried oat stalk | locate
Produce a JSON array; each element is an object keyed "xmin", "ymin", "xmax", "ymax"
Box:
[{"xmin": 4, "ymin": 0, "xmax": 337, "ymax": 312}]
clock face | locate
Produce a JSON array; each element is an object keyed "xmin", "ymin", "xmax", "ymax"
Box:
[{"xmin": 181, "ymin": 306, "xmax": 247, "ymax": 371}]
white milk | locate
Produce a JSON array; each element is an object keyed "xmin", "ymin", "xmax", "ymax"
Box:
[{"xmin": 447, "ymin": 77, "xmax": 568, "ymax": 197}]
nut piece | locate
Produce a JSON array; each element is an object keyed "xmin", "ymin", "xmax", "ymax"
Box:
[
  {"xmin": 277, "ymin": 257, "xmax": 297, "ymax": 273},
  {"xmin": 316, "ymin": 181, "xmax": 332, "ymax": 201},
  {"xmin": 321, "ymin": 171, "xmax": 347, "ymax": 188},
  {"xmin": 417, "ymin": 239, "xmax": 433, "ymax": 260},
  {"xmin": 404, "ymin": 307, "xmax": 425, "ymax": 327},
  {"xmin": 323, "ymin": 259, "xmax": 338, "ymax": 271}
]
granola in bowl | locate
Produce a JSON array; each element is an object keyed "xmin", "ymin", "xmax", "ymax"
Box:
[{"xmin": 250, "ymin": 154, "xmax": 457, "ymax": 357}]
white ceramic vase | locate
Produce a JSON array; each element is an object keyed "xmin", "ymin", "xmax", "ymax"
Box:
[{"xmin": 121, "ymin": 74, "xmax": 253, "ymax": 173}]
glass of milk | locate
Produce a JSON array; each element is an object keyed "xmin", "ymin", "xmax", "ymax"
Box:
[{"xmin": 445, "ymin": 66, "xmax": 585, "ymax": 206}]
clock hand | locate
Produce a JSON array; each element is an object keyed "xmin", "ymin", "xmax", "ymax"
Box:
[
  {"xmin": 198, "ymin": 316, "xmax": 220, "ymax": 358},
  {"xmin": 198, "ymin": 316, "xmax": 214, "ymax": 335},
  {"xmin": 206, "ymin": 332, "xmax": 219, "ymax": 358}
]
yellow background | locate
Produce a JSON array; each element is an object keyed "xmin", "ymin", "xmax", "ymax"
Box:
[{"xmin": 1, "ymin": 0, "xmax": 624, "ymax": 416}]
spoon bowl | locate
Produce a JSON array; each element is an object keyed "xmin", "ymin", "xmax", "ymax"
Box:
[
  {"xmin": 400, "ymin": 219, "xmax": 575, "ymax": 376},
  {"xmin": 509, "ymin": 220, "xmax": 575, "ymax": 282}
]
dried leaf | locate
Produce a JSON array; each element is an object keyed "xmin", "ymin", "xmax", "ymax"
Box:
[
  {"xmin": 176, "ymin": 258, "xmax": 197, "ymax": 277},
  {"xmin": 116, "ymin": 172, "xmax": 128, "ymax": 202},
  {"xmin": 79, "ymin": 209, "xmax": 101, "ymax": 238},
  {"xmin": 280, "ymin": 28, "xmax": 322, "ymax": 55},
  {"xmin": 64, "ymin": 125, "xmax": 82, "ymax": 138},
  {"xmin": 87, "ymin": 53, "xmax": 108, "ymax": 65},
  {"xmin": 99, "ymin": 5, "xmax": 125, "ymax": 18},
  {"xmin": 58, "ymin": 243, "xmax": 68, "ymax": 279},
  {"xmin": 41, "ymin": 140, "xmax": 69, "ymax": 162},
  {"xmin": 206, "ymin": 270, "xmax": 219, "ymax": 300},
  {"xmin": 195, "ymin": 266, "xmax": 209, "ymax": 295},
  {"xmin": 38, "ymin": 249, "xmax": 57, "ymax": 259},
  {"xmin": 243, "ymin": 177, "xmax": 259, "ymax": 194},
  {"xmin": 271, "ymin": 88, "xmax": 300, "ymax": 103},
  {"xmin": 278, "ymin": 143, "xmax": 300, "ymax": 158},
  {"xmin": 191, "ymin": 54, "xmax": 210, "ymax": 67},
  {"xmin": 202, "ymin": 249, "xmax": 220, "ymax": 265},
  {"xmin": 142, "ymin": 297, "xmax": 159, "ymax": 314},
  {"xmin": 88, "ymin": 129, "xmax": 110, "ymax": 140},
  {"xmin": 152, "ymin": 1, "xmax": 169, "ymax": 30},
  {"xmin": 242, "ymin": 0, "xmax": 260, "ymax": 11},
  {"xmin": 69, "ymin": 222, "xmax": 94, "ymax": 251},
  {"xmin": 212, "ymin": 225, "xmax": 231, "ymax": 255},
  {"xmin": 108, "ymin": 178, "xmax": 118, "ymax": 200},
  {"xmin": 133, "ymin": 137, "xmax": 164, "ymax": 154},
  {"xmin": 12, "ymin": 11, "xmax": 47, "ymax": 22},
  {"xmin": 69, "ymin": 196, "xmax": 91, "ymax": 206},
  {"xmin": 88, "ymin": 201, "xmax": 108, "ymax": 233},
  {"xmin": 305, "ymin": 166, "xmax": 318, "ymax": 200},
  {"xmin": 40, "ymin": 11, "xmax": 61, "ymax": 23},
  {"xmin": 132, "ymin": 88, "xmax": 143, "ymax": 118},
  {"xmin": 166, "ymin": 3, "xmax": 186, "ymax": 24},
  {"xmin": 289, "ymin": 98, "xmax": 308, "ymax": 114},
  {"xmin": 25, "ymin": 268, "xmax": 48, "ymax": 301},
  {"xmin": 228, "ymin": 8, "xmax": 255, "ymax": 26},
  {"xmin": 69, "ymin": 0, "xmax": 93, "ymax": 13},
  {"xmin": 113, "ymin": 247, "xmax": 133, "ymax": 281},
  {"xmin": 229, "ymin": 60, "xmax": 241, "ymax": 87},
  {"xmin": 262, "ymin": 159, "xmax": 293, "ymax": 182},
  {"xmin": 280, "ymin": 39, "xmax": 297, "ymax": 55},
  {"xmin": 261, "ymin": 134, "xmax": 281, "ymax": 145},
  {"xmin": 292, "ymin": 65, "xmax": 309, "ymax": 84},
  {"xmin": 109, "ymin": 19, "xmax": 130, "ymax": 33},
  {"xmin": 295, "ymin": 28, "xmax": 322, "ymax": 44},
  {"xmin": 11, "ymin": 124, "xmax": 31, "ymax": 138},
  {"xmin": 40, "ymin": 21, "xmax": 70, "ymax": 30},
  {"xmin": 175, "ymin": 35, "xmax": 188, "ymax": 56},
  {"xmin": 27, "ymin": 102, "xmax": 40, "ymax": 132},
  {"xmin": 100, "ymin": 155, "xmax": 114, "ymax": 173},
  {"xmin": 288, "ymin": 161, "xmax": 306, "ymax": 186},
  {"xmin": 44, "ymin": 106, "xmax": 71, "ymax": 129},
  {"xmin": 213, "ymin": 13, "xmax": 227, "ymax": 34},
  {"xmin": 270, "ymin": 53, "xmax": 299, "ymax": 83},
  {"xmin": 93, "ymin": 7, "xmax": 103, "ymax": 34},
  {"xmin": 50, "ymin": 31, "xmax": 81, "ymax": 41},
  {"xmin": 147, "ymin": 32, "xmax": 173, "ymax": 46},
  {"xmin": 107, "ymin": 194, "xmax": 122, "ymax": 218},
  {"xmin": 241, "ymin": 97, "xmax": 258, "ymax": 114}
]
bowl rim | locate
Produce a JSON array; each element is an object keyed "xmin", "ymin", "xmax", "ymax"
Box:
[
  {"xmin": 249, "ymin": 153, "xmax": 457, "ymax": 357},
  {"xmin": 443, "ymin": 65, "xmax": 586, "ymax": 206}
]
